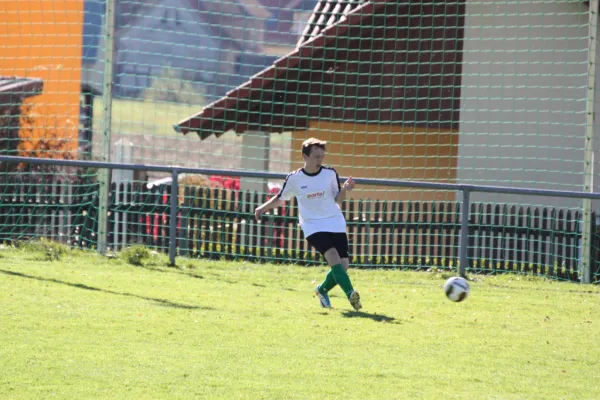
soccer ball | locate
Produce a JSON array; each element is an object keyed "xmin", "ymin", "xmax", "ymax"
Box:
[{"xmin": 443, "ymin": 276, "xmax": 470, "ymax": 302}]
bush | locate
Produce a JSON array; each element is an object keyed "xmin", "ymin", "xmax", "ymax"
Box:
[
  {"xmin": 144, "ymin": 68, "xmax": 206, "ymax": 105},
  {"xmin": 18, "ymin": 238, "xmax": 69, "ymax": 261},
  {"xmin": 0, "ymin": 101, "xmax": 97, "ymax": 186},
  {"xmin": 120, "ymin": 245, "xmax": 151, "ymax": 266}
]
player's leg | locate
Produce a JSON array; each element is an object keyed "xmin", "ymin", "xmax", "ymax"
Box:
[
  {"xmin": 341, "ymin": 258, "xmax": 349, "ymax": 271},
  {"xmin": 331, "ymin": 233, "xmax": 361, "ymax": 310},
  {"xmin": 320, "ymin": 238, "xmax": 345, "ymax": 293},
  {"xmin": 312, "ymin": 233, "xmax": 343, "ymax": 296},
  {"xmin": 340, "ymin": 257, "xmax": 361, "ymax": 310},
  {"xmin": 322, "ymin": 248, "xmax": 360, "ymax": 310},
  {"xmin": 308, "ymin": 232, "xmax": 361, "ymax": 310},
  {"xmin": 306, "ymin": 232, "xmax": 335, "ymax": 308},
  {"xmin": 318, "ymin": 253, "xmax": 339, "ymax": 295}
]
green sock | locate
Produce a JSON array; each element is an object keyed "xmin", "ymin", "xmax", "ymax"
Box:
[
  {"xmin": 318, "ymin": 269, "xmax": 337, "ymax": 294},
  {"xmin": 330, "ymin": 263, "xmax": 354, "ymax": 298}
]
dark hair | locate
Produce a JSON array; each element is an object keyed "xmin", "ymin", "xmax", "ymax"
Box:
[{"xmin": 301, "ymin": 137, "xmax": 327, "ymax": 157}]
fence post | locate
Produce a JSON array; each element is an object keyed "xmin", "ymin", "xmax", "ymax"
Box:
[
  {"xmin": 459, "ymin": 189, "xmax": 471, "ymax": 277},
  {"xmin": 581, "ymin": 0, "xmax": 599, "ymax": 284},
  {"xmin": 97, "ymin": 0, "xmax": 117, "ymax": 255},
  {"xmin": 169, "ymin": 169, "xmax": 179, "ymax": 266}
]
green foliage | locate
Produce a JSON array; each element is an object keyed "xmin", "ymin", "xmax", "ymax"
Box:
[
  {"xmin": 144, "ymin": 68, "xmax": 206, "ymax": 105},
  {"xmin": 17, "ymin": 238, "xmax": 69, "ymax": 261},
  {"xmin": 118, "ymin": 245, "xmax": 173, "ymax": 268},
  {"xmin": 119, "ymin": 245, "xmax": 151, "ymax": 266}
]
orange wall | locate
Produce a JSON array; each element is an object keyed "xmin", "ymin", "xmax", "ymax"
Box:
[
  {"xmin": 0, "ymin": 1, "xmax": 84, "ymax": 156},
  {"xmin": 291, "ymin": 121, "xmax": 459, "ymax": 201}
]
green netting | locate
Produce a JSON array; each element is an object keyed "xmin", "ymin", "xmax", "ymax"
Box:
[{"xmin": 1, "ymin": 0, "xmax": 599, "ymax": 282}]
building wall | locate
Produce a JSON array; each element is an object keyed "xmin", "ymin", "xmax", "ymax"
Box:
[
  {"xmin": 116, "ymin": 2, "xmax": 222, "ymax": 94},
  {"xmin": 87, "ymin": 0, "xmax": 223, "ymax": 97},
  {"xmin": 0, "ymin": 1, "xmax": 83, "ymax": 155},
  {"xmin": 458, "ymin": 0, "xmax": 596, "ymax": 207},
  {"xmin": 85, "ymin": 0, "xmax": 256, "ymax": 101},
  {"xmin": 290, "ymin": 121, "xmax": 459, "ymax": 202}
]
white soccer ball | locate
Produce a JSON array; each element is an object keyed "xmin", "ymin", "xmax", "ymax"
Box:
[{"xmin": 443, "ymin": 276, "xmax": 470, "ymax": 302}]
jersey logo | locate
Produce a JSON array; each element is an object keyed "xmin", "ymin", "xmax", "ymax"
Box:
[{"xmin": 306, "ymin": 190, "xmax": 326, "ymax": 200}]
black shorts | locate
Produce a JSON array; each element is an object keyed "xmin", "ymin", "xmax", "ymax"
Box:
[{"xmin": 305, "ymin": 232, "xmax": 349, "ymax": 259}]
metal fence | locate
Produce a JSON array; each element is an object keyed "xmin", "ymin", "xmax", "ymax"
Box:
[{"xmin": 2, "ymin": 155, "xmax": 600, "ymax": 283}]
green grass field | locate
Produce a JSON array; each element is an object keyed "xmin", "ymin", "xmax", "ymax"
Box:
[
  {"xmin": 94, "ymin": 97, "xmax": 203, "ymax": 138},
  {"xmin": 1, "ymin": 243, "xmax": 599, "ymax": 399},
  {"xmin": 92, "ymin": 97, "xmax": 290, "ymax": 145}
]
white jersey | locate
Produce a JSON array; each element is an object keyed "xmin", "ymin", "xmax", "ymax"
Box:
[{"xmin": 276, "ymin": 166, "xmax": 346, "ymax": 237}]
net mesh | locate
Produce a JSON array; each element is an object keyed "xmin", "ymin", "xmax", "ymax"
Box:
[{"xmin": 0, "ymin": 0, "xmax": 598, "ymax": 282}]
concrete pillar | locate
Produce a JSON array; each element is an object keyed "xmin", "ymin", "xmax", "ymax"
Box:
[
  {"xmin": 112, "ymin": 139, "xmax": 133, "ymax": 251},
  {"xmin": 240, "ymin": 131, "xmax": 270, "ymax": 193},
  {"xmin": 112, "ymin": 139, "xmax": 133, "ymax": 184}
]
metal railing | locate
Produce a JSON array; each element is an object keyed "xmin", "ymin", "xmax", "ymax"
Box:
[{"xmin": 2, "ymin": 154, "xmax": 600, "ymax": 283}]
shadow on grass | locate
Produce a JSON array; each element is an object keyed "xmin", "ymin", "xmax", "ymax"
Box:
[
  {"xmin": 138, "ymin": 264, "xmax": 209, "ymax": 281},
  {"xmin": 0, "ymin": 269, "xmax": 213, "ymax": 310},
  {"xmin": 341, "ymin": 310, "xmax": 398, "ymax": 323}
]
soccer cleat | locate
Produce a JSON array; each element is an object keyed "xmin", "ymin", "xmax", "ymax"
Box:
[
  {"xmin": 315, "ymin": 285, "xmax": 332, "ymax": 308},
  {"xmin": 348, "ymin": 290, "xmax": 362, "ymax": 311}
]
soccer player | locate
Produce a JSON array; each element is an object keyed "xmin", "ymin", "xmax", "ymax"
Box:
[{"xmin": 254, "ymin": 138, "xmax": 362, "ymax": 311}]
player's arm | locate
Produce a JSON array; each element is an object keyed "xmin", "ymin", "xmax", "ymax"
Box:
[
  {"xmin": 255, "ymin": 174, "xmax": 294, "ymax": 220},
  {"xmin": 334, "ymin": 176, "xmax": 355, "ymax": 204},
  {"xmin": 254, "ymin": 196, "xmax": 283, "ymax": 220}
]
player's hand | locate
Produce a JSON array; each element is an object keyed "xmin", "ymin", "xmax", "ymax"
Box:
[
  {"xmin": 343, "ymin": 176, "xmax": 355, "ymax": 191},
  {"xmin": 254, "ymin": 206, "xmax": 265, "ymax": 221}
]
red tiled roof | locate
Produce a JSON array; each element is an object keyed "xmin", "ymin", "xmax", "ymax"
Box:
[
  {"xmin": 176, "ymin": 0, "xmax": 386, "ymax": 139},
  {"xmin": 297, "ymin": 0, "xmax": 367, "ymax": 46},
  {"xmin": 175, "ymin": 0, "xmax": 465, "ymax": 140}
]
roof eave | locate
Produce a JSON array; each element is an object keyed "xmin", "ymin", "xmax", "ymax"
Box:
[
  {"xmin": 175, "ymin": 0, "xmax": 389, "ymax": 137},
  {"xmin": 0, "ymin": 77, "xmax": 44, "ymax": 104}
]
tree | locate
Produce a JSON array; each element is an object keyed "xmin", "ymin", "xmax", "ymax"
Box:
[{"xmin": 11, "ymin": 101, "xmax": 94, "ymax": 184}]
